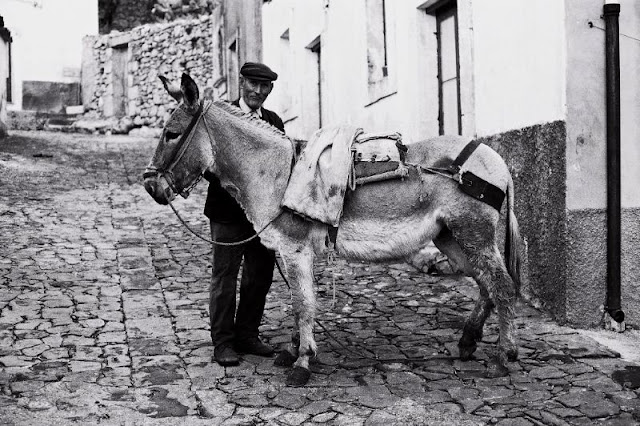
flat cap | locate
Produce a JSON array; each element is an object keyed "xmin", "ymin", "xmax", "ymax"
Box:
[{"xmin": 240, "ymin": 62, "xmax": 278, "ymax": 82}]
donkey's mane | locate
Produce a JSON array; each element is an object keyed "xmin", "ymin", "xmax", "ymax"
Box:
[{"xmin": 211, "ymin": 100, "xmax": 289, "ymax": 142}]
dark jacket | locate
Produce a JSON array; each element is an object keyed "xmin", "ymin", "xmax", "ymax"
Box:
[{"xmin": 204, "ymin": 100, "xmax": 285, "ymax": 223}]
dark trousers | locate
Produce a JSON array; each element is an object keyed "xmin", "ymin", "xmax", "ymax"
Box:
[{"xmin": 209, "ymin": 221, "xmax": 276, "ymax": 347}]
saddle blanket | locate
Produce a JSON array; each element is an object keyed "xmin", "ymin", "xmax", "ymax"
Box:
[{"xmin": 282, "ymin": 125, "xmax": 362, "ymax": 226}]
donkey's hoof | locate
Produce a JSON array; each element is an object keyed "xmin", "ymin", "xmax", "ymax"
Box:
[
  {"xmin": 286, "ymin": 366, "xmax": 311, "ymax": 387},
  {"xmin": 486, "ymin": 359, "xmax": 509, "ymax": 378},
  {"xmin": 274, "ymin": 350, "xmax": 297, "ymax": 367},
  {"xmin": 458, "ymin": 343, "xmax": 477, "ymax": 361}
]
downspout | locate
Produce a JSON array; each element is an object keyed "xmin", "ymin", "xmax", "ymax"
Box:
[{"xmin": 603, "ymin": 1, "xmax": 624, "ymax": 324}]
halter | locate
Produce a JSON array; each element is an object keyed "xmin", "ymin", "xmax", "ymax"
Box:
[{"xmin": 143, "ymin": 100, "xmax": 213, "ymax": 198}]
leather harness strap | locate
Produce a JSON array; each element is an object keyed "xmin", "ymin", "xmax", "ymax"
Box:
[
  {"xmin": 448, "ymin": 139, "xmax": 506, "ymax": 211},
  {"xmin": 449, "ymin": 138, "xmax": 481, "ymax": 175},
  {"xmin": 458, "ymin": 171, "xmax": 506, "ymax": 211},
  {"xmin": 166, "ymin": 100, "xmax": 205, "ymax": 175}
]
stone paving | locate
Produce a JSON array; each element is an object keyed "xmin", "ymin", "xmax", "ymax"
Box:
[{"xmin": 1, "ymin": 130, "xmax": 639, "ymax": 425}]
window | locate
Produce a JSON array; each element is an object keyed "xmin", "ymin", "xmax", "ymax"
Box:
[
  {"xmin": 435, "ymin": 2, "xmax": 461, "ymax": 135},
  {"xmin": 0, "ymin": 17, "xmax": 11, "ymax": 103},
  {"xmin": 365, "ymin": 0, "xmax": 396, "ymax": 105},
  {"xmin": 6, "ymin": 41, "xmax": 11, "ymax": 103},
  {"xmin": 366, "ymin": 0, "xmax": 388, "ymax": 84}
]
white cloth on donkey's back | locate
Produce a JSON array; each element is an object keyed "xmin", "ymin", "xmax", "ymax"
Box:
[{"xmin": 282, "ymin": 126, "xmax": 362, "ymax": 226}]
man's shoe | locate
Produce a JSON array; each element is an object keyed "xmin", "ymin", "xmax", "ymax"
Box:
[
  {"xmin": 234, "ymin": 337, "xmax": 274, "ymax": 356},
  {"xmin": 214, "ymin": 344, "xmax": 240, "ymax": 366}
]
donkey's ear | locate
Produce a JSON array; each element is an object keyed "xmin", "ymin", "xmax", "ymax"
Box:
[
  {"xmin": 159, "ymin": 75, "xmax": 182, "ymax": 102},
  {"xmin": 180, "ymin": 73, "xmax": 200, "ymax": 111}
]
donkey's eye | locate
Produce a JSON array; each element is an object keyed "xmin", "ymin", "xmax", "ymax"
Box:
[{"xmin": 166, "ymin": 131, "xmax": 180, "ymax": 141}]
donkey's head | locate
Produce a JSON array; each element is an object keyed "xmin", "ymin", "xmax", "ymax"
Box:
[{"xmin": 143, "ymin": 73, "xmax": 213, "ymax": 205}]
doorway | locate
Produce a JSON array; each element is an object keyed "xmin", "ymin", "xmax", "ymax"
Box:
[{"xmin": 112, "ymin": 44, "xmax": 128, "ymax": 117}]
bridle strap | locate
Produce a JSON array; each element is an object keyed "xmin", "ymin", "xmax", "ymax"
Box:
[{"xmin": 164, "ymin": 100, "xmax": 209, "ymax": 177}]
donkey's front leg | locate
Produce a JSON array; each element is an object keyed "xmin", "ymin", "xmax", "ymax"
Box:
[
  {"xmin": 279, "ymin": 248, "xmax": 317, "ymax": 386},
  {"xmin": 273, "ymin": 323, "xmax": 299, "ymax": 367}
]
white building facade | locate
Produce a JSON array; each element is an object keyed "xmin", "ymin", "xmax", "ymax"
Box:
[{"xmin": 259, "ymin": 0, "xmax": 640, "ymax": 327}]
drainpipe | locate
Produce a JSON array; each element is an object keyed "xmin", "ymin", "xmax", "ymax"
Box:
[{"xmin": 603, "ymin": 1, "xmax": 624, "ymax": 324}]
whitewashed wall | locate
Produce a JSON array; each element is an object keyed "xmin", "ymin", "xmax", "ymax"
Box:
[
  {"xmin": 263, "ymin": 0, "xmax": 446, "ymax": 143},
  {"xmin": 263, "ymin": 0, "xmax": 567, "ymax": 143},
  {"xmin": 262, "ymin": 0, "xmax": 325, "ymax": 139},
  {"xmin": 564, "ymin": 0, "xmax": 640, "ymax": 210},
  {"xmin": 618, "ymin": 0, "xmax": 640, "ymax": 209},
  {"xmin": 0, "ymin": 0, "xmax": 98, "ymax": 110},
  {"xmin": 471, "ymin": 0, "xmax": 566, "ymax": 137}
]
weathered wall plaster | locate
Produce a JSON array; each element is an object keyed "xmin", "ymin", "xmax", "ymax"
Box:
[{"xmin": 478, "ymin": 121, "xmax": 568, "ymax": 322}]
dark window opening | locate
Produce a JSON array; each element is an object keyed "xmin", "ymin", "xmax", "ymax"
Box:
[
  {"xmin": 434, "ymin": 2, "xmax": 461, "ymax": 135},
  {"xmin": 6, "ymin": 41, "xmax": 12, "ymax": 103},
  {"xmin": 0, "ymin": 16, "xmax": 12, "ymax": 103},
  {"xmin": 306, "ymin": 36, "xmax": 322, "ymax": 129},
  {"xmin": 381, "ymin": 0, "xmax": 388, "ymax": 77}
]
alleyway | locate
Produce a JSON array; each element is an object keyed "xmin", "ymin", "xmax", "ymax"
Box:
[{"xmin": 1, "ymin": 131, "xmax": 639, "ymax": 425}]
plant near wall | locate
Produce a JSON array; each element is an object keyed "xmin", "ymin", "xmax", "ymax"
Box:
[{"xmin": 98, "ymin": 0, "xmax": 120, "ymax": 33}]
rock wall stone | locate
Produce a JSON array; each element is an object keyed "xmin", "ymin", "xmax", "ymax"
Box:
[{"xmin": 84, "ymin": 15, "xmax": 213, "ymax": 133}]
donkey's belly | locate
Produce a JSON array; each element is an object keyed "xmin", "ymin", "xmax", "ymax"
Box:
[{"xmin": 335, "ymin": 174, "xmax": 444, "ymax": 261}]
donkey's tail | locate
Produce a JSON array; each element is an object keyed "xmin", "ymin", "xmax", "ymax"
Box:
[{"xmin": 505, "ymin": 174, "xmax": 522, "ymax": 294}]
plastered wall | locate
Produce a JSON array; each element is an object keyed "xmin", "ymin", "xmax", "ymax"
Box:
[
  {"xmin": 564, "ymin": 0, "xmax": 640, "ymax": 326},
  {"xmin": 262, "ymin": 0, "xmax": 444, "ymax": 142},
  {"xmin": 471, "ymin": 0, "xmax": 566, "ymax": 137},
  {"xmin": 0, "ymin": 0, "xmax": 98, "ymax": 110}
]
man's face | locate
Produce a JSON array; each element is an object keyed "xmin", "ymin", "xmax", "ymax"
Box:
[{"xmin": 240, "ymin": 77, "xmax": 273, "ymax": 110}]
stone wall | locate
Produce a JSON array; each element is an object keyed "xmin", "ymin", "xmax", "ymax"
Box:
[
  {"xmin": 83, "ymin": 16, "xmax": 214, "ymax": 134},
  {"xmin": 478, "ymin": 120, "xmax": 568, "ymax": 322}
]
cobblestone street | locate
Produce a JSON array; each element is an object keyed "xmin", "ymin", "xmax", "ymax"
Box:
[{"xmin": 1, "ymin": 130, "xmax": 640, "ymax": 425}]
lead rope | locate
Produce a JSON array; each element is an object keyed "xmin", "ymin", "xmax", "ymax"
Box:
[{"xmin": 167, "ymin": 198, "xmax": 282, "ymax": 246}]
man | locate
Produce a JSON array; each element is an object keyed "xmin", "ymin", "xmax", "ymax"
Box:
[{"xmin": 204, "ymin": 62, "xmax": 284, "ymax": 366}]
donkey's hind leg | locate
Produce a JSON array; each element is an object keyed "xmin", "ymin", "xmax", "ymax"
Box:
[
  {"xmin": 434, "ymin": 228, "xmax": 494, "ymax": 361},
  {"xmin": 446, "ymin": 221, "xmax": 518, "ymax": 377},
  {"xmin": 466, "ymin": 246, "xmax": 518, "ymax": 376}
]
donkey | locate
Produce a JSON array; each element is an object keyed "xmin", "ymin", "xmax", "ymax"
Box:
[{"xmin": 143, "ymin": 74, "xmax": 523, "ymax": 386}]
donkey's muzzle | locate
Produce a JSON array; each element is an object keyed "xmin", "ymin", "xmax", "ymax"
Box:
[{"xmin": 143, "ymin": 174, "xmax": 175, "ymax": 205}]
